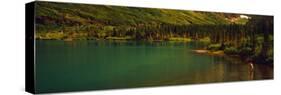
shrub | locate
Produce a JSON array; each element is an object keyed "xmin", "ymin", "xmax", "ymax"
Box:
[
  {"xmin": 207, "ymin": 44, "xmax": 221, "ymax": 51},
  {"xmin": 239, "ymin": 47, "xmax": 253, "ymax": 57},
  {"xmin": 224, "ymin": 47, "xmax": 239, "ymax": 55},
  {"xmin": 199, "ymin": 37, "xmax": 211, "ymax": 44}
]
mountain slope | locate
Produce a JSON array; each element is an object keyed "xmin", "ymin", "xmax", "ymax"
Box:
[{"xmin": 35, "ymin": 1, "xmax": 244, "ymax": 27}]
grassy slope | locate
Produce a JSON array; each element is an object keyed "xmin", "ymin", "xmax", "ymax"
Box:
[{"xmin": 35, "ymin": 1, "xmax": 246, "ymax": 28}]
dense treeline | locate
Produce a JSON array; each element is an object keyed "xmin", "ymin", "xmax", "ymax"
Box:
[{"xmin": 36, "ymin": 23, "xmax": 247, "ymax": 42}]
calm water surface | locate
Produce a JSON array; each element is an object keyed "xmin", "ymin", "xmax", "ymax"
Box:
[{"xmin": 35, "ymin": 40, "xmax": 273, "ymax": 93}]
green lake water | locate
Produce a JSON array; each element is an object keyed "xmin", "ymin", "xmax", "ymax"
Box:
[{"xmin": 35, "ymin": 40, "xmax": 273, "ymax": 93}]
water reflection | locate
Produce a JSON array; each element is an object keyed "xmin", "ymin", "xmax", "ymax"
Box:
[
  {"xmin": 59, "ymin": 40, "xmax": 208, "ymax": 49},
  {"xmin": 35, "ymin": 40, "xmax": 273, "ymax": 93}
]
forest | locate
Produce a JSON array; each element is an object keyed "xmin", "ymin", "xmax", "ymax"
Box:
[{"xmin": 35, "ymin": 2, "xmax": 273, "ymax": 65}]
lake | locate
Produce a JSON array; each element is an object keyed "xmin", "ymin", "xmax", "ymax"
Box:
[{"xmin": 35, "ymin": 40, "xmax": 273, "ymax": 93}]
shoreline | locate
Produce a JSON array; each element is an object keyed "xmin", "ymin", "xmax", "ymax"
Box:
[
  {"xmin": 35, "ymin": 37, "xmax": 194, "ymax": 42},
  {"xmin": 192, "ymin": 49, "xmax": 273, "ymax": 67},
  {"xmin": 192, "ymin": 50, "xmax": 224, "ymax": 56}
]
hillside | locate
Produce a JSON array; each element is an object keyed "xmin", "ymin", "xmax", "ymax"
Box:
[
  {"xmin": 35, "ymin": 1, "xmax": 247, "ymax": 27},
  {"xmin": 34, "ymin": 1, "xmax": 252, "ymax": 41}
]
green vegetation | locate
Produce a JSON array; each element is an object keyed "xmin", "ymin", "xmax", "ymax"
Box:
[
  {"xmin": 224, "ymin": 47, "xmax": 239, "ymax": 55},
  {"xmin": 168, "ymin": 37, "xmax": 191, "ymax": 41},
  {"xmin": 34, "ymin": 1, "xmax": 273, "ymax": 64},
  {"xmin": 35, "ymin": 1, "xmax": 245, "ymax": 41},
  {"xmin": 207, "ymin": 44, "xmax": 222, "ymax": 51}
]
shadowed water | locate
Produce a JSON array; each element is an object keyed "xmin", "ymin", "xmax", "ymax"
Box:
[{"xmin": 35, "ymin": 40, "xmax": 273, "ymax": 93}]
